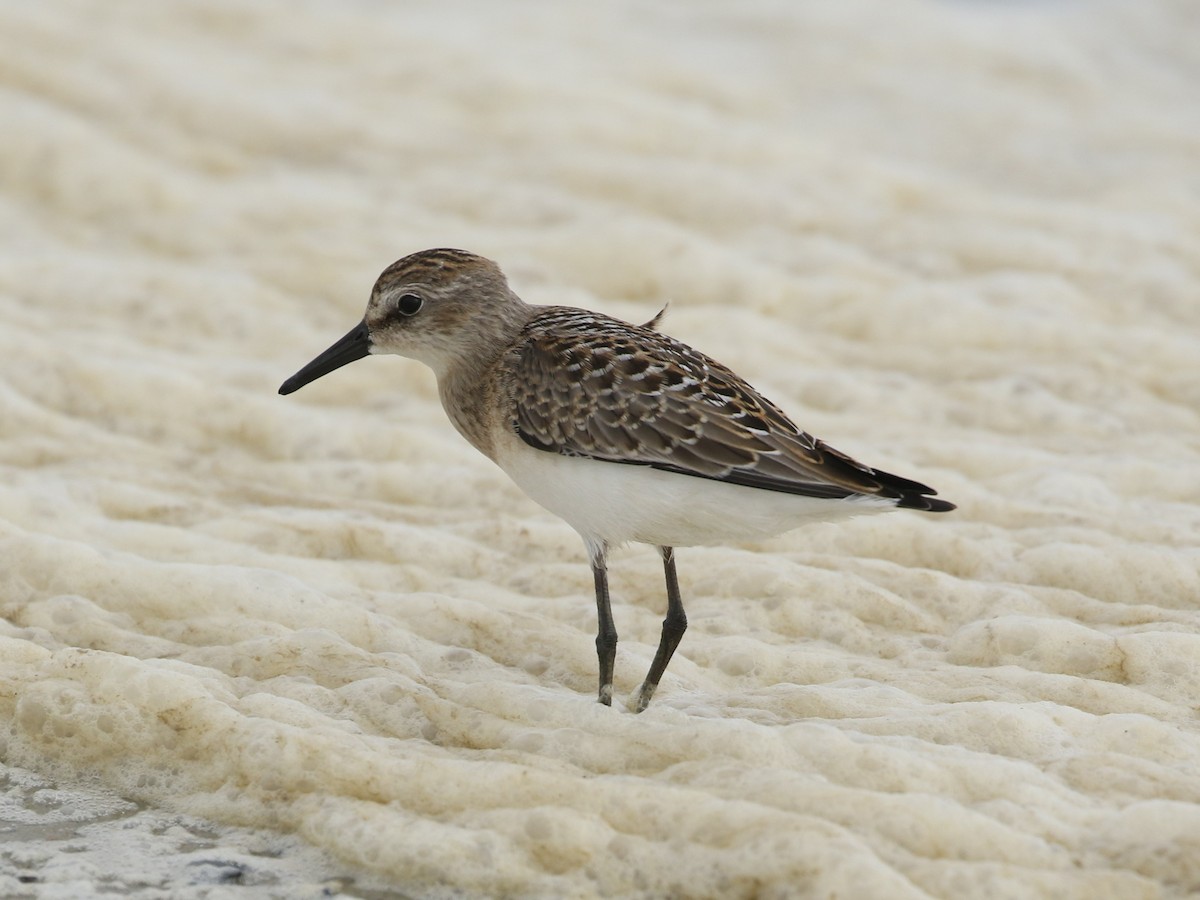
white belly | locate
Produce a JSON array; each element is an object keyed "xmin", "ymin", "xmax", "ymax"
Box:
[{"xmin": 493, "ymin": 437, "xmax": 893, "ymax": 554}]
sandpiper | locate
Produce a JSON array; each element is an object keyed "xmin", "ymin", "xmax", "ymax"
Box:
[{"xmin": 280, "ymin": 248, "xmax": 954, "ymax": 711}]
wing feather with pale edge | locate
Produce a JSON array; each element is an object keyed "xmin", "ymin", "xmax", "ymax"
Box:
[{"xmin": 508, "ymin": 308, "xmax": 953, "ymax": 512}]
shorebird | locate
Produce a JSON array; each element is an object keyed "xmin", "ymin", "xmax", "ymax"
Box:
[{"xmin": 280, "ymin": 249, "xmax": 954, "ymax": 711}]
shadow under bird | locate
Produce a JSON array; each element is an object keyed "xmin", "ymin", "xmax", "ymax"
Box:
[{"xmin": 279, "ymin": 249, "xmax": 955, "ymax": 711}]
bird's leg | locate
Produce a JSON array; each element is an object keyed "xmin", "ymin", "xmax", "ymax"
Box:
[
  {"xmin": 633, "ymin": 546, "xmax": 688, "ymax": 712},
  {"xmin": 591, "ymin": 544, "xmax": 617, "ymax": 706}
]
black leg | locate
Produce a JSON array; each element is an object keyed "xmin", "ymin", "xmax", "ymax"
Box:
[
  {"xmin": 633, "ymin": 546, "xmax": 688, "ymax": 712},
  {"xmin": 591, "ymin": 546, "xmax": 617, "ymax": 706}
]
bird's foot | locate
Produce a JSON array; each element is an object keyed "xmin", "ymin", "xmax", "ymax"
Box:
[{"xmin": 630, "ymin": 681, "xmax": 657, "ymax": 713}]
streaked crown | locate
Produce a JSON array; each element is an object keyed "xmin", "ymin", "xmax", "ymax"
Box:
[{"xmin": 364, "ymin": 248, "xmax": 531, "ymax": 376}]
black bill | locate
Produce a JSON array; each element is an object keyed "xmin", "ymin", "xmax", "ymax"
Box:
[{"xmin": 278, "ymin": 320, "xmax": 371, "ymax": 395}]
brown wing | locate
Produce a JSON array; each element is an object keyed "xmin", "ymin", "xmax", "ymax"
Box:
[{"xmin": 509, "ymin": 307, "xmax": 953, "ymax": 510}]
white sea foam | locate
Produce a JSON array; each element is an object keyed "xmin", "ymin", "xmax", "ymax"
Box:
[{"xmin": 1, "ymin": 0, "xmax": 1198, "ymax": 897}]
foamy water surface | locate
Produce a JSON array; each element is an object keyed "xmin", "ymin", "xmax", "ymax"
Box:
[{"xmin": 2, "ymin": 1, "xmax": 1199, "ymax": 897}]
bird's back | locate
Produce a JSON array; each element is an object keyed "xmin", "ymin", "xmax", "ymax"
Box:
[{"xmin": 505, "ymin": 306, "xmax": 954, "ymax": 514}]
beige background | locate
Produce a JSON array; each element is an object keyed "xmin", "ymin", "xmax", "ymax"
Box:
[{"xmin": 2, "ymin": 1, "xmax": 1199, "ymax": 897}]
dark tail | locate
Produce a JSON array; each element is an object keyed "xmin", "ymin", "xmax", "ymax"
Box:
[
  {"xmin": 895, "ymin": 492, "xmax": 956, "ymax": 513},
  {"xmin": 873, "ymin": 466, "xmax": 956, "ymax": 512}
]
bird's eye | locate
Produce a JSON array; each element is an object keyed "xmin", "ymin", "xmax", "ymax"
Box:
[{"xmin": 397, "ymin": 293, "xmax": 424, "ymax": 316}]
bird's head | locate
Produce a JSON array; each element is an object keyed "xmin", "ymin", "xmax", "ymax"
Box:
[{"xmin": 278, "ymin": 248, "xmax": 526, "ymax": 395}]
